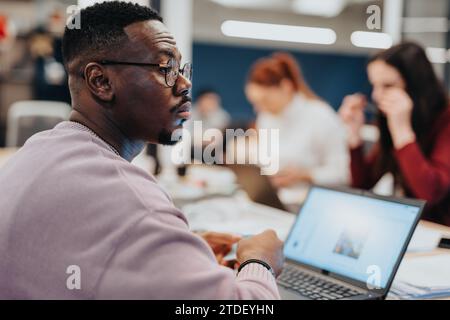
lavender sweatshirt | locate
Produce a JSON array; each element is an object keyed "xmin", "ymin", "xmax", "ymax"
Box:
[{"xmin": 0, "ymin": 121, "xmax": 280, "ymax": 299}]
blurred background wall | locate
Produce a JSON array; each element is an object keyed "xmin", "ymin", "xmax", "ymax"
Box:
[{"xmin": 0, "ymin": 0, "xmax": 449, "ymax": 143}]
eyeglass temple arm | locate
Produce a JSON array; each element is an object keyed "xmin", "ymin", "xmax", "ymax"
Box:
[{"xmin": 99, "ymin": 60, "xmax": 165, "ymax": 67}]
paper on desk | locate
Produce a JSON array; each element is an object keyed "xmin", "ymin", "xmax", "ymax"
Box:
[
  {"xmin": 395, "ymin": 255, "xmax": 450, "ymax": 288},
  {"xmin": 407, "ymin": 225, "xmax": 442, "ymax": 252},
  {"xmin": 389, "ymin": 281, "xmax": 450, "ymax": 300},
  {"xmin": 182, "ymin": 197, "xmax": 295, "ymax": 240}
]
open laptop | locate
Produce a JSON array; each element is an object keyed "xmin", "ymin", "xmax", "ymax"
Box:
[
  {"xmin": 278, "ymin": 186, "xmax": 425, "ymax": 300},
  {"xmin": 227, "ymin": 164, "xmax": 287, "ymax": 211}
]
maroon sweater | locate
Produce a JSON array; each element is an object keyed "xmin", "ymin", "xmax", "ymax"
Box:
[{"xmin": 350, "ymin": 107, "xmax": 450, "ymax": 226}]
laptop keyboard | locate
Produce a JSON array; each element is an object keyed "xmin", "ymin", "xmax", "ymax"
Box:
[{"xmin": 277, "ymin": 265, "xmax": 361, "ymax": 300}]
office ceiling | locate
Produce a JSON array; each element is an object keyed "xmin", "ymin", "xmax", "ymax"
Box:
[{"xmin": 209, "ymin": 0, "xmax": 379, "ymax": 17}]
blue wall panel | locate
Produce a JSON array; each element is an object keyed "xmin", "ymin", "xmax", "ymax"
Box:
[{"xmin": 192, "ymin": 42, "xmax": 372, "ymax": 122}]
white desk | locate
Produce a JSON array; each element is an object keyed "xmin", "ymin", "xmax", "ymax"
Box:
[
  {"xmin": 181, "ymin": 195, "xmax": 450, "ymax": 300},
  {"xmin": 2, "ymin": 149, "xmax": 448, "ymax": 299}
]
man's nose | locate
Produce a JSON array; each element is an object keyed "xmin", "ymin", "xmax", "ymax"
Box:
[{"xmin": 175, "ymin": 73, "xmax": 192, "ymax": 96}]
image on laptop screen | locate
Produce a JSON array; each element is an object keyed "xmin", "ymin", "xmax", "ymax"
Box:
[{"xmin": 284, "ymin": 187, "xmax": 421, "ymax": 289}]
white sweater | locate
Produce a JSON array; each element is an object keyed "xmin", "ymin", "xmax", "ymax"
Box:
[{"xmin": 256, "ymin": 94, "xmax": 350, "ymax": 186}]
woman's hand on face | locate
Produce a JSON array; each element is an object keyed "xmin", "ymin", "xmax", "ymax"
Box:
[
  {"xmin": 338, "ymin": 94, "xmax": 367, "ymax": 148},
  {"xmin": 378, "ymin": 88, "xmax": 416, "ymax": 149}
]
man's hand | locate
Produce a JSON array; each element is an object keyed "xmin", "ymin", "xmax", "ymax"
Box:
[
  {"xmin": 198, "ymin": 231, "xmax": 241, "ymax": 267},
  {"xmin": 237, "ymin": 230, "xmax": 284, "ymax": 277}
]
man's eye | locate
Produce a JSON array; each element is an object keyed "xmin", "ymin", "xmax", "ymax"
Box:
[{"xmin": 159, "ymin": 67, "xmax": 169, "ymax": 74}]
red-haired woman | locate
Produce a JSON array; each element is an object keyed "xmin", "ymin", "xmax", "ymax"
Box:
[{"xmin": 245, "ymin": 52, "xmax": 349, "ymax": 188}]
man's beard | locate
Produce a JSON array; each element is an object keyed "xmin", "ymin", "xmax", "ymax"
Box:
[
  {"xmin": 157, "ymin": 128, "xmax": 182, "ymax": 146},
  {"xmin": 159, "ymin": 96, "xmax": 191, "ymax": 146}
]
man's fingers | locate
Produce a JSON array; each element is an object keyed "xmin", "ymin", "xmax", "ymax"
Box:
[
  {"xmin": 222, "ymin": 259, "xmax": 238, "ymax": 269},
  {"xmin": 217, "ymin": 244, "xmax": 233, "ymax": 255},
  {"xmin": 204, "ymin": 232, "xmax": 242, "ymax": 244},
  {"xmin": 212, "ymin": 233, "xmax": 242, "ymax": 244}
]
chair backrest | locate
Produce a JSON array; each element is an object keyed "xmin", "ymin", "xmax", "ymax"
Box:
[{"xmin": 6, "ymin": 100, "xmax": 72, "ymax": 147}]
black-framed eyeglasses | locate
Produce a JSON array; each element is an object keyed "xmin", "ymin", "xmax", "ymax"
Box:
[{"xmin": 98, "ymin": 57, "xmax": 193, "ymax": 87}]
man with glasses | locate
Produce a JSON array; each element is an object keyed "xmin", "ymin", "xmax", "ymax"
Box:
[{"xmin": 0, "ymin": 1, "xmax": 283, "ymax": 299}]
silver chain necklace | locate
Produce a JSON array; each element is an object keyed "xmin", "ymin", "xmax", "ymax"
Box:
[{"xmin": 70, "ymin": 121, "xmax": 121, "ymax": 156}]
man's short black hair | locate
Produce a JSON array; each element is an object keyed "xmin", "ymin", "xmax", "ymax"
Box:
[{"xmin": 62, "ymin": 1, "xmax": 162, "ymax": 66}]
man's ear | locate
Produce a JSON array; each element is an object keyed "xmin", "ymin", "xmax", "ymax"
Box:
[{"xmin": 84, "ymin": 62, "xmax": 114, "ymax": 102}]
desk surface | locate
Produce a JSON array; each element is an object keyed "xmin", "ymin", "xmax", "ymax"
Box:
[
  {"xmin": 405, "ymin": 220, "xmax": 450, "ymax": 258},
  {"xmin": 392, "ymin": 220, "xmax": 450, "ymax": 300},
  {"xmin": 1, "ymin": 148, "xmax": 449, "ymax": 299},
  {"xmin": 182, "ymin": 195, "xmax": 450, "ymax": 300}
]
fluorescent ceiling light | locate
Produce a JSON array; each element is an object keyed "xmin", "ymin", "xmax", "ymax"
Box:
[
  {"xmin": 350, "ymin": 31, "xmax": 392, "ymax": 49},
  {"xmin": 221, "ymin": 20, "xmax": 337, "ymax": 45},
  {"xmin": 426, "ymin": 47, "xmax": 449, "ymax": 64},
  {"xmin": 292, "ymin": 0, "xmax": 347, "ymax": 17},
  {"xmin": 210, "ymin": 0, "xmax": 276, "ymax": 8}
]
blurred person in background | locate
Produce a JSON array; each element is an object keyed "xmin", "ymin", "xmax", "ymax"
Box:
[
  {"xmin": 30, "ymin": 6, "xmax": 70, "ymax": 103},
  {"xmin": 190, "ymin": 88, "xmax": 230, "ymax": 132},
  {"xmin": 245, "ymin": 52, "xmax": 349, "ymax": 189},
  {"xmin": 185, "ymin": 88, "xmax": 231, "ymax": 163},
  {"xmin": 339, "ymin": 42, "xmax": 450, "ymax": 226}
]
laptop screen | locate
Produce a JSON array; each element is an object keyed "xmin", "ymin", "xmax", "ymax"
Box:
[{"xmin": 284, "ymin": 187, "xmax": 421, "ymax": 289}]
